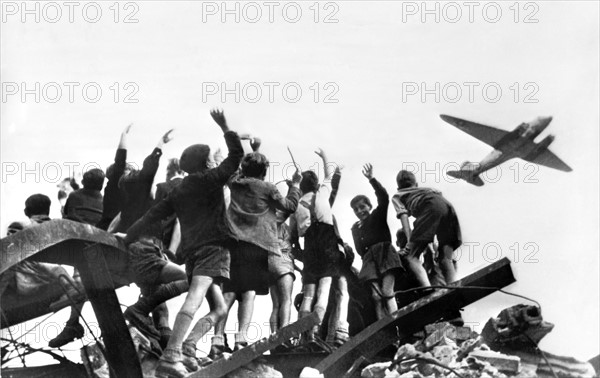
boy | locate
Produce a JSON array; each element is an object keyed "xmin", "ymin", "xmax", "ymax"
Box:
[
  {"xmin": 63, "ymin": 168, "xmax": 105, "ymax": 225},
  {"xmin": 293, "ymin": 149, "xmax": 347, "ymax": 347},
  {"xmin": 124, "ymin": 109, "xmax": 244, "ymax": 377},
  {"xmin": 391, "ymin": 170, "xmax": 461, "ymax": 287}
]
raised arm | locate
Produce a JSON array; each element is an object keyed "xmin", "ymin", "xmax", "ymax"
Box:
[
  {"xmin": 270, "ymin": 169, "xmax": 302, "ymax": 213},
  {"xmin": 206, "ymin": 108, "xmax": 244, "ymax": 185},
  {"xmin": 140, "ymin": 129, "xmax": 174, "ymax": 182},
  {"xmin": 118, "ymin": 123, "xmax": 133, "ymax": 150},
  {"xmin": 329, "ymin": 165, "xmax": 342, "ymax": 206},
  {"xmin": 315, "ymin": 148, "xmax": 332, "ymax": 181},
  {"xmin": 363, "ymin": 163, "xmax": 389, "ymax": 208}
]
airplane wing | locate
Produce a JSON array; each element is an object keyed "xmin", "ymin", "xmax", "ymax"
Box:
[
  {"xmin": 440, "ymin": 114, "xmax": 509, "ymax": 147},
  {"xmin": 523, "ymin": 149, "xmax": 573, "ymax": 172}
]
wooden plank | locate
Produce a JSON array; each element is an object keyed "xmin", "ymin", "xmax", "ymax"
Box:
[
  {"xmin": 191, "ymin": 312, "xmax": 320, "ymax": 378},
  {"xmin": 315, "ymin": 258, "xmax": 516, "ymax": 378},
  {"xmin": 75, "ymin": 243, "xmax": 142, "ymax": 378}
]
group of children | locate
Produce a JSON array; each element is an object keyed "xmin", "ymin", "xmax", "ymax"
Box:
[{"xmin": 2, "ymin": 109, "xmax": 463, "ymax": 378}]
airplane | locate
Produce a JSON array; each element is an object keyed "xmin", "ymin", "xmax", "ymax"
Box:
[{"xmin": 440, "ymin": 114, "xmax": 572, "ymax": 186}]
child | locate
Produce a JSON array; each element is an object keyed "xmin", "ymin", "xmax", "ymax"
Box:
[
  {"xmin": 392, "ymin": 170, "xmax": 461, "ymax": 287},
  {"xmin": 269, "ymin": 209, "xmax": 296, "ymax": 338},
  {"xmin": 211, "ymin": 151, "xmax": 301, "ymax": 356},
  {"xmin": 97, "ymin": 123, "xmax": 132, "ymax": 231},
  {"xmin": 293, "ymin": 148, "xmax": 346, "ymax": 346},
  {"xmin": 350, "ymin": 163, "xmax": 404, "ymax": 320},
  {"xmin": 125, "ymin": 109, "xmax": 244, "ymax": 377},
  {"xmin": 63, "ymin": 168, "xmax": 105, "ymax": 225}
]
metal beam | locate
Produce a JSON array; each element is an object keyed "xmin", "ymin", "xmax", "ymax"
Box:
[
  {"xmin": 75, "ymin": 243, "xmax": 142, "ymax": 378},
  {"xmin": 315, "ymin": 257, "xmax": 516, "ymax": 378},
  {"xmin": 191, "ymin": 312, "xmax": 320, "ymax": 378}
]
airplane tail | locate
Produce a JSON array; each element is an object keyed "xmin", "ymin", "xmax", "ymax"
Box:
[{"xmin": 447, "ymin": 162, "xmax": 484, "ymax": 186}]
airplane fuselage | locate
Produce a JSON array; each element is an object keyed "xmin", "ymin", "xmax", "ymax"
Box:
[{"xmin": 471, "ymin": 116, "xmax": 552, "ymax": 175}]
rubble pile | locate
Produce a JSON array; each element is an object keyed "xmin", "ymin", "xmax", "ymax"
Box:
[{"xmin": 361, "ymin": 305, "xmax": 596, "ymax": 378}]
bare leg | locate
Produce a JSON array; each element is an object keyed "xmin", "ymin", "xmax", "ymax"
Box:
[
  {"xmin": 439, "ymin": 245, "xmax": 458, "ymax": 284},
  {"xmin": 236, "ymin": 291, "xmax": 256, "ymax": 346},
  {"xmin": 277, "ymin": 274, "xmax": 294, "ymax": 328},
  {"xmin": 185, "ymin": 284, "xmax": 228, "ymax": 346},
  {"xmin": 299, "ymin": 283, "xmax": 316, "ymax": 319},
  {"xmin": 312, "ymin": 277, "xmax": 333, "ymax": 337},
  {"xmin": 327, "ymin": 276, "xmax": 349, "ymax": 343},
  {"xmin": 269, "ymin": 284, "xmax": 279, "ymax": 333},
  {"xmin": 381, "ymin": 273, "xmax": 398, "ymax": 315},
  {"xmin": 164, "ymin": 276, "xmax": 212, "ymax": 353},
  {"xmin": 370, "ymin": 282, "xmax": 386, "ymax": 320}
]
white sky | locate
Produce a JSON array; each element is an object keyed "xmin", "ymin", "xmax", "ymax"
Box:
[{"xmin": 1, "ymin": 0, "xmax": 599, "ymax": 366}]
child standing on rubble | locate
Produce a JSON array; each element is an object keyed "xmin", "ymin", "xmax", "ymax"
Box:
[
  {"xmin": 350, "ymin": 163, "xmax": 404, "ymax": 320},
  {"xmin": 392, "ymin": 170, "xmax": 462, "ymax": 288},
  {"xmin": 293, "ymin": 148, "xmax": 348, "ymax": 347}
]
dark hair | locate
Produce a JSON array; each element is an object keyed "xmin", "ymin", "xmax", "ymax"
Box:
[
  {"xmin": 6, "ymin": 221, "xmax": 26, "ymax": 236},
  {"xmin": 241, "ymin": 152, "xmax": 269, "ymax": 179},
  {"xmin": 350, "ymin": 195, "xmax": 372, "ymax": 209},
  {"xmin": 166, "ymin": 158, "xmax": 184, "ymax": 180},
  {"xmin": 300, "ymin": 171, "xmax": 319, "ymax": 193},
  {"xmin": 396, "ymin": 170, "xmax": 417, "ymax": 189},
  {"xmin": 82, "ymin": 168, "xmax": 106, "ymax": 191},
  {"xmin": 24, "ymin": 194, "xmax": 51, "ymax": 217},
  {"xmin": 180, "ymin": 144, "xmax": 211, "ymax": 174}
]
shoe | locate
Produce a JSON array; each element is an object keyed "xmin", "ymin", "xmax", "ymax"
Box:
[
  {"xmin": 233, "ymin": 342, "xmax": 248, "ymax": 352},
  {"xmin": 124, "ymin": 305, "xmax": 160, "ymax": 339},
  {"xmin": 182, "ymin": 342, "xmax": 198, "ymax": 372},
  {"xmin": 155, "ymin": 358, "xmax": 189, "ymax": 378},
  {"xmin": 207, "ymin": 344, "xmax": 225, "ymax": 361},
  {"xmin": 48, "ymin": 323, "xmax": 84, "ymax": 348}
]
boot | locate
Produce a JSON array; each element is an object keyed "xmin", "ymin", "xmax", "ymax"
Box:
[
  {"xmin": 181, "ymin": 342, "xmax": 198, "ymax": 372},
  {"xmin": 48, "ymin": 323, "xmax": 84, "ymax": 348},
  {"xmin": 155, "ymin": 358, "xmax": 189, "ymax": 378}
]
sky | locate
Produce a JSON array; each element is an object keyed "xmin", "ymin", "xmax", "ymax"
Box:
[{"xmin": 1, "ymin": 0, "xmax": 599, "ymax": 367}]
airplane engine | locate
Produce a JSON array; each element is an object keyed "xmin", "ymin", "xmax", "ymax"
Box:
[
  {"xmin": 537, "ymin": 134, "xmax": 555, "ymax": 149},
  {"xmin": 524, "ymin": 134, "xmax": 555, "ymax": 161}
]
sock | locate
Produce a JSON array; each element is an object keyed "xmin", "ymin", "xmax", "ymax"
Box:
[
  {"xmin": 135, "ymin": 280, "xmax": 189, "ymax": 314},
  {"xmin": 211, "ymin": 335, "xmax": 225, "ymax": 347}
]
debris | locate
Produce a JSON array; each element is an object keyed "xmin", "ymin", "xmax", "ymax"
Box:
[
  {"xmin": 481, "ymin": 304, "xmax": 553, "ymax": 348},
  {"xmin": 226, "ymin": 360, "xmax": 283, "ymax": 378},
  {"xmin": 299, "ymin": 367, "xmax": 324, "ymax": 378},
  {"xmin": 361, "ymin": 362, "xmax": 392, "ymax": 378},
  {"xmin": 468, "ymin": 349, "xmax": 521, "ymax": 373}
]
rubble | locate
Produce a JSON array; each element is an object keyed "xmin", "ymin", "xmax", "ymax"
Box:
[{"xmin": 360, "ymin": 305, "xmax": 596, "ymax": 378}]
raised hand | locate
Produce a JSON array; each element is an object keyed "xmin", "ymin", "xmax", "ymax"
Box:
[
  {"xmin": 250, "ymin": 137, "xmax": 262, "ymax": 152},
  {"xmin": 314, "ymin": 147, "xmax": 326, "ymax": 160},
  {"xmin": 162, "ymin": 129, "xmax": 175, "ymax": 144},
  {"xmin": 210, "ymin": 108, "xmax": 229, "ymax": 132},
  {"xmin": 362, "ymin": 163, "xmax": 374, "ymax": 180},
  {"xmin": 122, "ymin": 123, "xmax": 133, "ymax": 135},
  {"xmin": 291, "ymin": 168, "xmax": 302, "ymax": 185}
]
